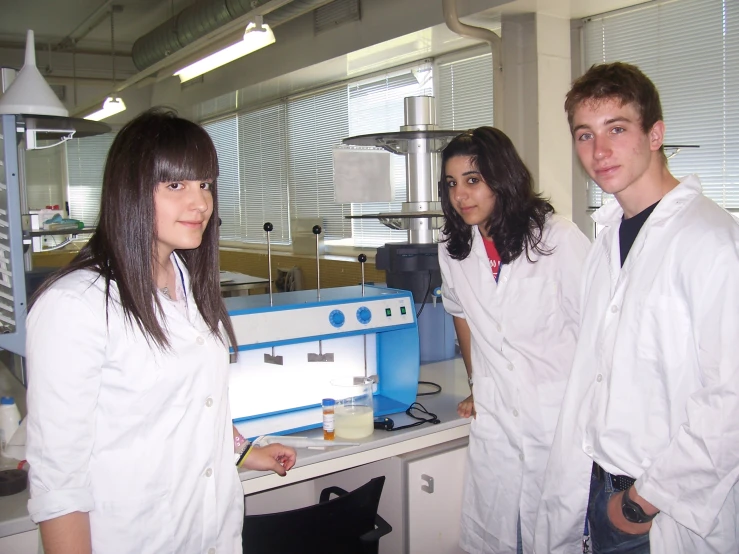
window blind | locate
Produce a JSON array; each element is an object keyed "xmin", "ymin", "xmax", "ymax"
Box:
[
  {"xmin": 66, "ymin": 132, "xmax": 116, "ymax": 226},
  {"xmin": 203, "ymin": 116, "xmax": 242, "ymax": 240},
  {"xmin": 582, "ymin": 0, "xmax": 739, "ymax": 210},
  {"xmin": 287, "ymin": 88, "xmax": 350, "ymax": 240},
  {"xmin": 237, "ymin": 105, "xmax": 290, "ymax": 244},
  {"xmin": 198, "ymin": 53, "xmax": 495, "ymax": 249},
  {"xmin": 347, "ymin": 70, "xmax": 434, "ymax": 247},
  {"xmin": 437, "ymin": 52, "xmax": 494, "ymax": 131},
  {"xmin": 195, "ymin": 91, "xmax": 238, "ymax": 121}
]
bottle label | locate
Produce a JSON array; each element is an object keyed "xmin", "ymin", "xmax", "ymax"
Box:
[{"xmin": 323, "ymin": 413, "xmax": 335, "ymax": 432}]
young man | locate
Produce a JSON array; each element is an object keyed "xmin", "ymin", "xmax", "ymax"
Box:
[{"xmin": 534, "ymin": 62, "xmax": 739, "ymax": 554}]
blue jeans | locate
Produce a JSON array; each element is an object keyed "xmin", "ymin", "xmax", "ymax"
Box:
[
  {"xmin": 587, "ymin": 471, "xmax": 650, "ymax": 554},
  {"xmin": 517, "ymin": 514, "xmax": 523, "ymax": 554}
]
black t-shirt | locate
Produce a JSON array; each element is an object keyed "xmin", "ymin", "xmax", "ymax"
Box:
[{"xmin": 619, "ymin": 200, "xmax": 660, "ymax": 267}]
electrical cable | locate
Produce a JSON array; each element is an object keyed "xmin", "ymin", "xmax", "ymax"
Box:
[
  {"xmin": 417, "ymin": 380, "xmax": 442, "ymax": 396},
  {"xmin": 387, "ymin": 402, "xmax": 441, "ymax": 432},
  {"xmin": 415, "ymin": 270, "xmax": 433, "ymax": 318}
]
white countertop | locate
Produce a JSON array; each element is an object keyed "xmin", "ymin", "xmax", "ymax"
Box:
[{"xmin": 0, "ymin": 357, "xmax": 470, "ymax": 538}]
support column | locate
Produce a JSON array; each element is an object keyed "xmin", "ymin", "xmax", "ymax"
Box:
[{"xmin": 501, "ymin": 12, "xmax": 574, "ymax": 219}]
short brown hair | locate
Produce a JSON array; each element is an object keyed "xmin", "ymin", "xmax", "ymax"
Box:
[{"xmin": 565, "ymin": 62, "xmax": 663, "ymax": 135}]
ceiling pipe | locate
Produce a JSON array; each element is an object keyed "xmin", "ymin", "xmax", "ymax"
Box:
[
  {"xmin": 0, "ymin": 41, "xmax": 131, "ymax": 58},
  {"xmin": 55, "ymin": 0, "xmax": 118, "ymax": 52},
  {"xmin": 131, "ymin": 0, "xmax": 335, "ymax": 71},
  {"xmin": 441, "ymin": 0, "xmax": 503, "ymax": 131}
]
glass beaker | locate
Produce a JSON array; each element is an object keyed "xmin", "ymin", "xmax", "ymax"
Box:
[{"xmin": 329, "ymin": 377, "xmax": 374, "ymax": 439}]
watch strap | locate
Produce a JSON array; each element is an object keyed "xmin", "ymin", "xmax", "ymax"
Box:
[{"xmin": 621, "ymin": 490, "xmax": 657, "ymax": 523}]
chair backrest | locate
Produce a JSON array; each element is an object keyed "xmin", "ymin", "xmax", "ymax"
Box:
[{"xmin": 243, "ymin": 476, "xmax": 386, "ymax": 554}]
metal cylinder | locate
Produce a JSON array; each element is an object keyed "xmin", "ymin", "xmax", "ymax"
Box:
[
  {"xmin": 403, "ymin": 96, "xmax": 436, "ymax": 129},
  {"xmin": 403, "ymin": 97, "xmax": 439, "ymax": 244},
  {"xmin": 266, "ymin": 233, "xmax": 273, "ymax": 306}
]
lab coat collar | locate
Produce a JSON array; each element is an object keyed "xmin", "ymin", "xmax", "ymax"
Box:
[{"xmin": 591, "ymin": 174, "xmax": 702, "ymax": 228}]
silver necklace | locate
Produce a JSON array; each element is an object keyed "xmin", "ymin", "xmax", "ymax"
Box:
[{"xmin": 160, "ymin": 286, "xmax": 171, "ymax": 299}]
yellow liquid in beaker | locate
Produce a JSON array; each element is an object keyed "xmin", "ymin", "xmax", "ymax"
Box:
[{"xmin": 334, "ymin": 405, "xmax": 374, "ymax": 439}]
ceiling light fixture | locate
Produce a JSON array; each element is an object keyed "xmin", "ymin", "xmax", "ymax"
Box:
[
  {"xmin": 85, "ymin": 6, "xmax": 126, "ymax": 121},
  {"xmin": 85, "ymin": 96, "xmax": 126, "ymax": 121},
  {"xmin": 174, "ymin": 16, "xmax": 275, "ymax": 83}
]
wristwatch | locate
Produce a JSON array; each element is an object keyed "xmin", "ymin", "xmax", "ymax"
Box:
[
  {"xmin": 467, "ymin": 376, "xmax": 473, "ymax": 388},
  {"xmin": 621, "ymin": 488, "xmax": 658, "ymax": 523}
]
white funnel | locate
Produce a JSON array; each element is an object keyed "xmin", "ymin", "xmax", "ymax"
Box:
[{"xmin": 0, "ymin": 30, "xmax": 68, "ymax": 117}]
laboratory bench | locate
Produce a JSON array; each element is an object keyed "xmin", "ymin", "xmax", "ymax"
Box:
[
  {"xmin": 0, "ymin": 358, "xmax": 471, "ymax": 554},
  {"xmin": 236, "ymin": 358, "xmax": 471, "ymax": 553}
]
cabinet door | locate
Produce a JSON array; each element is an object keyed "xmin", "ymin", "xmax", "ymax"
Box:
[
  {"xmin": 407, "ymin": 445, "xmax": 467, "ymax": 554},
  {"xmin": 0, "ymin": 529, "xmax": 39, "ymax": 554}
]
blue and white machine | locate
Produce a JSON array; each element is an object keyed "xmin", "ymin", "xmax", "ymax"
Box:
[{"xmin": 225, "ymin": 285, "xmax": 421, "ymax": 439}]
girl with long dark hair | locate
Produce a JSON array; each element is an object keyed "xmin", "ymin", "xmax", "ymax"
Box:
[
  {"xmin": 25, "ymin": 108, "xmax": 295, "ymax": 553},
  {"xmin": 438, "ymin": 127, "xmax": 589, "ymax": 553}
]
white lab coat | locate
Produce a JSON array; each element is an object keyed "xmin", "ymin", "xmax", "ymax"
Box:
[
  {"xmin": 534, "ymin": 175, "xmax": 739, "ymax": 554},
  {"xmin": 26, "ymin": 254, "xmax": 243, "ymax": 554},
  {"xmin": 439, "ymin": 214, "xmax": 590, "ymax": 554}
]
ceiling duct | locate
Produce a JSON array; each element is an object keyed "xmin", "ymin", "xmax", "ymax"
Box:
[{"xmin": 132, "ymin": 0, "xmax": 337, "ymax": 71}]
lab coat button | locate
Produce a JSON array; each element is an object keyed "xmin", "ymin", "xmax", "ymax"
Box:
[
  {"xmin": 196, "ymin": 336, "xmax": 205, "ymax": 345},
  {"xmin": 513, "ymin": 409, "xmax": 519, "ymax": 417},
  {"xmin": 496, "ymin": 323, "xmax": 502, "ymax": 332},
  {"xmin": 208, "ymin": 549, "xmax": 216, "ymax": 554},
  {"xmin": 610, "ymin": 305, "xmax": 618, "ymax": 313},
  {"xmin": 205, "ymin": 468, "xmax": 213, "ymax": 477},
  {"xmin": 507, "ymin": 363, "xmax": 514, "ymax": 371},
  {"xmin": 596, "ymin": 374, "xmax": 603, "ymax": 383},
  {"xmin": 519, "ymin": 453, "xmax": 524, "ymax": 461},
  {"xmin": 585, "ymin": 445, "xmax": 594, "ymax": 455},
  {"xmin": 205, "ymin": 397, "xmax": 213, "ymax": 407}
]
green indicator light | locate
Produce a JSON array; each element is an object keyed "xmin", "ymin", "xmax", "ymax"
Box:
[
  {"xmin": 385, "ymin": 308, "xmax": 392, "ymax": 316},
  {"xmin": 400, "ymin": 306, "xmax": 407, "ymax": 315}
]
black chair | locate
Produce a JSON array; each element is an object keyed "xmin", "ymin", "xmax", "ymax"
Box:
[{"xmin": 242, "ymin": 476, "xmax": 392, "ymax": 554}]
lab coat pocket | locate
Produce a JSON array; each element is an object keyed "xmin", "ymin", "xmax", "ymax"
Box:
[{"xmin": 636, "ymin": 295, "xmax": 690, "ymax": 372}]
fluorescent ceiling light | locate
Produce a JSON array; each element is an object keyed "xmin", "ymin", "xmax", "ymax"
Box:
[
  {"xmin": 85, "ymin": 96, "xmax": 126, "ymax": 121},
  {"xmin": 175, "ymin": 17, "xmax": 275, "ymax": 83}
]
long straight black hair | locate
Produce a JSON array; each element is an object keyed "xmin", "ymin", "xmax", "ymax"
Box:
[
  {"xmin": 440, "ymin": 126, "xmax": 554, "ymax": 263},
  {"xmin": 31, "ymin": 108, "xmax": 237, "ymax": 352}
]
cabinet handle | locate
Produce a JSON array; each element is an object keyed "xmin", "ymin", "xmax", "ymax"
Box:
[{"xmin": 421, "ymin": 474, "xmax": 434, "ymax": 493}]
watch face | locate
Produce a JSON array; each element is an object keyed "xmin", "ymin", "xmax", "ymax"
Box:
[{"xmin": 622, "ymin": 504, "xmax": 642, "ymax": 523}]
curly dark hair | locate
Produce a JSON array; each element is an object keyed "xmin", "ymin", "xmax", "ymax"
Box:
[{"xmin": 439, "ymin": 126, "xmax": 554, "ymax": 263}]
